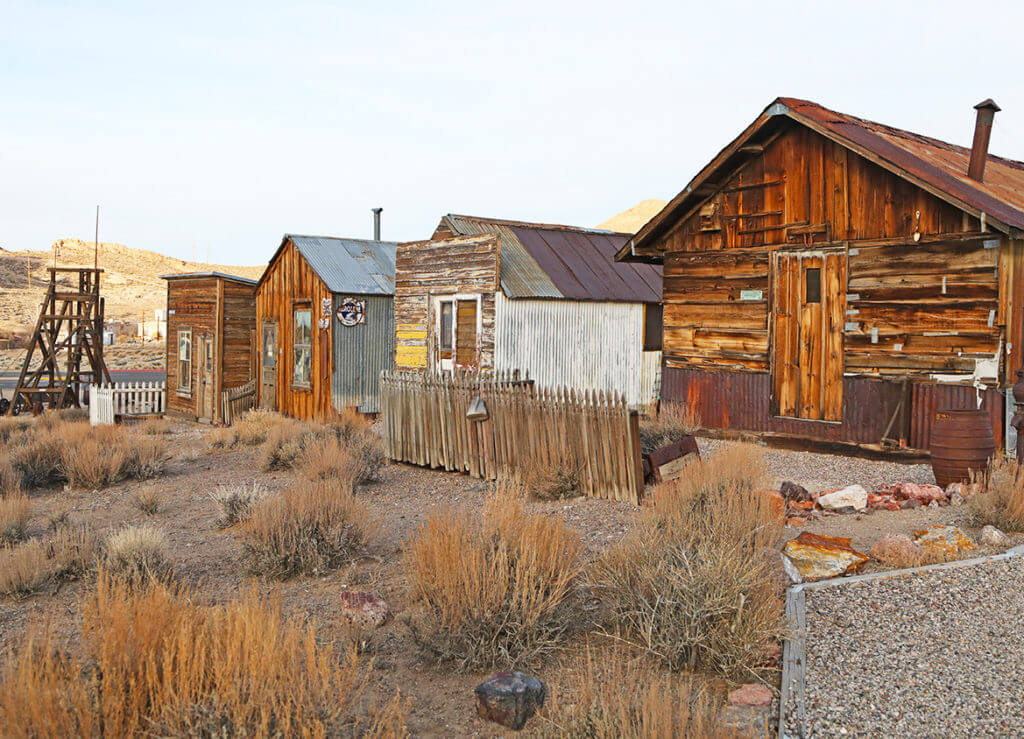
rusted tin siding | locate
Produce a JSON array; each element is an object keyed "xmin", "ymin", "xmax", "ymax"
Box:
[
  {"xmin": 331, "ymin": 294, "xmax": 394, "ymax": 414},
  {"xmin": 662, "ymin": 367, "xmax": 1004, "ymax": 451},
  {"xmin": 494, "ymin": 294, "xmax": 657, "ymax": 406},
  {"xmin": 908, "ymin": 382, "xmax": 1004, "ymax": 452}
]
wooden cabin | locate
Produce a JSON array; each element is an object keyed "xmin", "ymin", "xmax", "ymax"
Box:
[
  {"xmin": 162, "ymin": 272, "xmax": 258, "ymax": 424},
  {"xmin": 616, "ymin": 97, "xmax": 1024, "ymax": 452},
  {"xmin": 395, "ymin": 215, "xmax": 663, "ymax": 405},
  {"xmin": 256, "ymin": 235, "xmax": 396, "ymax": 421}
]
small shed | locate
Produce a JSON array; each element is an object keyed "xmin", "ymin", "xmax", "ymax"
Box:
[
  {"xmin": 617, "ymin": 96, "xmax": 1024, "ymax": 452},
  {"xmin": 395, "ymin": 214, "xmax": 663, "ymax": 406},
  {"xmin": 161, "ymin": 272, "xmax": 258, "ymax": 424},
  {"xmin": 256, "ymin": 235, "xmax": 396, "ymax": 421}
]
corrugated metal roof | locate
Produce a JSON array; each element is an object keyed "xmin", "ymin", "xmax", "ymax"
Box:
[
  {"xmin": 160, "ymin": 271, "xmax": 258, "ymax": 285},
  {"xmin": 626, "ymin": 97, "xmax": 1024, "ymax": 260},
  {"xmin": 285, "ymin": 235, "xmax": 397, "ymax": 295},
  {"xmin": 443, "ymin": 215, "xmax": 661, "ymax": 302}
]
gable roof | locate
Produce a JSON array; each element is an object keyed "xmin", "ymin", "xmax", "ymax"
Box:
[
  {"xmin": 620, "ymin": 97, "xmax": 1024, "ymax": 262},
  {"xmin": 161, "ymin": 271, "xmax": 258, "ymax": 286},
  {"xmin": 441, "ymin": 214, "xmax": 661, "ymax": 302},
  {"xmin": 259, "ymin": 235, "xmax": 397, "ymax": 295}
]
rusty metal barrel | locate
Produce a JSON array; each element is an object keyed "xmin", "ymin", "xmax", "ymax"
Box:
[{"xmin": 929, "ymin": 409, "xmax": 996, "ymax": 488}]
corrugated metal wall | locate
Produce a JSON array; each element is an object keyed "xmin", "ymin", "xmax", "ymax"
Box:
[
  {"xmin": 494, "ymin": 293, "xmax": 658, "ymax": 406},
  {"xmin": 332, "ymin": 295, "xmax": 394, "ymax": 414}
]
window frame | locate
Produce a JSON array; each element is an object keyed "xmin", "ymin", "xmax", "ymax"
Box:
[
  {"xmin": 292, "ymin": 305, "xmax": 313, "ymax": 389},
  {"xmin": 433, "ymin": 293, "xmax": 481, "ymax": 371},
  {"xmin": 177, "ymin": 328, "xmax": 192, "ymax": 395}
]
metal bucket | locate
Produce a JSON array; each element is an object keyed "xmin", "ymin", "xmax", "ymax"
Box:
[{"xmin": 929, "ymin": 408, "xmax": 996, "ymax": 488}]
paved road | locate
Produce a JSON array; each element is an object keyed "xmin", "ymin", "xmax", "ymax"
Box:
[{"xmin": 0, "ymin": 369, "xmax": 166, "ymax": 398}]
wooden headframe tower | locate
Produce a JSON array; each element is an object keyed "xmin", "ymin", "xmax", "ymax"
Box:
[{"xmin": 7, "ymin": 267, "xmax": 113, "ymax": 414}]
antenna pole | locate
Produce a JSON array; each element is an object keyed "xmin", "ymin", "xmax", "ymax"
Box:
[{"xmin": 94, "ymin": 205, "xmax": 99, "ymax": 270}]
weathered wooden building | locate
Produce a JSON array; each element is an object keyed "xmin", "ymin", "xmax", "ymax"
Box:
[
  {"xmin": 395, "ymin": 215, "xmax": 663, "ymax": 405},
  {"xmin": 162, "ymin": 272, "xmax": 258, "ymax": 423},
  {"xmin": 617, "ymin": 97, "xmax": 1024, "ymax": 451},
  {"xmin": 256, "ymin": 235, "xmax": 396, "ymax": 421}
]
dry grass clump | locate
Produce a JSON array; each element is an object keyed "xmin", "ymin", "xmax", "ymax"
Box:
[
  {"xmin": 405, "ymin": 498, "xmax": 584, "ymax": 670},
  {"xmin": 103, "ymin": 525, "xmax": 171, "ymax": 586},
  {"xmin": 520, "ymin": 459, "xmax": 582, "ymax": 501},
  {"xmin": 9, "ymin": 431, "xmax": 65, "ymax": 488},
  {"xmin": 592, "ymin": 445, "xmax": 785, "ymax": 679},
  {"xmin": 260, "ymin": 421, "xmax": 322, "ymax": 471},
  {"xmin": 35, "ymin": 408, "xmax": 89, "ymax": 430},
  {"xmin": 209, "ymin": 409, "xmax": 293, "ymax": 449},
  {"xmin": 0, "ymin": 493, "xmax": 31, "ymax": 545},
  {"xmin": 296, "ymin": 433, "xmax": 387, "ymax": 487},
  {"xmin": 541, "ymin": 650, "xmax": 743, "ymax": 738},
  {"xmin": 0, "ymin": 417, "xmax": 32, "ymax": 445},
  {"xmin": 0, "ymin": 452, "xmax": 20, "ymax": 497},
  {"xmin": 136, "ymin": 417, "xmax": 173, "ymax": 435},
  {"xmin": 0, "ymin": 575, "xmax": 407, "ymax": 737},
  {"xmin": 131, "ymin": 487, "xmax": 163, "ymax": 515},
  {"xmin": 242, "ymin": 480, "xmax": 379, "ymax": 579},
  {"xmin": 0, "ymin": 526, "xmax": 97, "ymax": 599},
  {"xmin": 57, "ymin": 424, "xmax": 168, "ymax": 489},
  {"xmin": 968, "ymin": 457, "xmax": 1024, "ymax": 531},
  {"xmin": 210, "ymin": 482, "xmax": 267, "ymax": 528},
  {"xmin": 639, "ymin": 402, "xmax": 700, "ymax": 454}
]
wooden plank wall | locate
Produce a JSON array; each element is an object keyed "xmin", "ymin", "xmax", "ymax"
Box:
[
  {"xmin": 394, "ymin": 234, "xmax": 500, "ymax": 369},
  {"xmin": 657, "ymin": 121, "xmax": 1008, "ymax": 382},
  {"xmin": 381, "ymin": 369, "xmax": 644, "ymax": 504},
  {"xmin": 221, "ymin": 280, "xmax": 257, "ymax": 392},
  {"xmin": 165, "ymin": 277, "xmax": 217, "ymax": 420},
  {"xmin": 255, "ymin": 239, "xmax": 333, "ymax": 421}
]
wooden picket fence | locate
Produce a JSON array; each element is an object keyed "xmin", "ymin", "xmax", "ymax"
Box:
[
  {"xmin": 89, "ymin": 381, "xmax": 166, "ymax": 426},
  {"xmin": 221, "ymin": 379, "xmax": 257, "ymax": 426},
  {"xmin": 380, "ymin": 370, "xmax": 644, "ymax": 504}
]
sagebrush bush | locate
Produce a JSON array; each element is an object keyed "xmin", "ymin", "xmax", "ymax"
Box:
[
  {"xmin": 592, "ymin": 445, "xmax": 785, "ymax": 679},
  {"xmin": 969, "ymin": 457, "xmax": 1024, "ymax": 531},
  {"xmin": 0, "ymin": 526, "xmax": 97, "ymax": 599},
  {"xmin": 36, "ymin": 408, "xmax": 88, "ymax": 430},
  {"xmin": 0, "ymin": 417, "xmax": 32, "ymax": 446},
  {"xmin": 10, "ymin": 431, "xmax": 65, "ymax": 489},
  {"xmin": 296, "ymin": 433, "xmax": 387, "ymax": 486},
  {"xmin": 0, "ymin": 493, "xmax": 31, "ymax": 545},
  {"xmin": 260, "ymin": 422, "xmax": 321, "ymax": 472},
  {"xmin": 103, "ymin": 525, "xmax": 171, "ymax": 587},
  {"xmin": 136, "ymin": 417, "xmax": 173, "ymax": 435},
  {"xmin": 542, "ymin": 649, "xmax": 742, "ymax": 738},
  {"xmin": 210, "ymin": 482, "xmax": 266, "ymax": 528},
  {"xmin": 639, "ymin": 402, "xmax": 701, "ymax": 454},
  {"xmin": 57, "ymin": 424, "xmax": 168, "ymax": 489},
  {"xmin": 242, "ymin": 480, "xmax": 378, "ymax": 579},
  {"xmin": 0, "ymin": 452, "xmax": 21, "ymax": 497},
  {"xmin": 0, "ymin": 575, "xmax": 407, "ymax": 737},
  {"xmin": 405, "ymin": 498, "xmax": 583, "ymax": 670},
  {"xmin": 132, "ymin": 487, "xmax": 163, "ymax": 515},
  {"xmin": 210, "ymin": 409, "xmax": 294, "ymax": 450},
  {"xmin": 520, "ymin": 459, "xmax": 582, "ymax": 501}
]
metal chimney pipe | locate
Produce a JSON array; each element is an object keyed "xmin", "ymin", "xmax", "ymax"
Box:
[
  {"xmin": 968, "ymin": 99, "xmax": 1000, "ymax": 182},
  {"xmin": 372, "ymin": 207, "xmax": 383, "ymax": 240}
]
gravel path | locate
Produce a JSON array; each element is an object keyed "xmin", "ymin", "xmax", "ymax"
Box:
[
  {"xmin": 699, "ymin": 438, "xmax": 935, "ymax": 492},
  {"xmin": 797, "ymin": 554, "xmax": 1024, "ymax": 737}
]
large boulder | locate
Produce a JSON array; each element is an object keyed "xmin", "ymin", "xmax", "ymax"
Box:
[
  {"xmin": 913, "ymin": 525, "xmax": 976, "ymax": 558},
  {"xmin": 782, "ymin": 532, "xmax": 869, "ymax": 581},
  {"xmin": 980, "ymin": 525, "xmax": 1013, "ymax": 548},
  {"xmin": 879, "ymin": 482, "xmax": 947, "ymax": 505},
  {"xmin": 869, "ymin": 533, "xmax": 922, "ymax": 565},
  {"xmin": 817, "ymin": 485, "xmax": 868, "ymax": 512},
  {"xmin": 474, "ymin": 672, "xmax": 547, "ymax": 731}
]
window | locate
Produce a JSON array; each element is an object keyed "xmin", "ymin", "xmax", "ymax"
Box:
[
  {"xmin": 439, "ymin": 301, "xmax": 454, "ymax": 359},
  {"xmin": 643, "ymin": 303, "xmax": 663, "ymax": 351},
  {"xmin": 293, "ymin": 308, "xmax": 312, "ymax": 387},
  {"xmin": 178, "ymin": 329, "xmax": 192, "ymax": 393},
  {"xmin": 805, "ymin": 268, "xmax": 821, "ymax": 304}
]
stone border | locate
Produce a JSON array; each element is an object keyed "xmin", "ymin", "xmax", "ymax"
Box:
[{"xmin": 777, "ymin": 544, "xmax": 1024, "ymax": 738}]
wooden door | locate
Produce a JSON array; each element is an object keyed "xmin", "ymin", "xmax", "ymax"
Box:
[
  {"xmin": 771, "ymin": 250, "xmax": 846, "ymax": 421},
  {"xmin": 199, "ymin": 336, "xmax": 215, "ymax": 421},
  {"xmin": 434, "ymin": 296, "xmax": 480, "ymax": 371},
  {"xmin": 260, "ymin": 321, "xmax": 278, "ymax": 410}
]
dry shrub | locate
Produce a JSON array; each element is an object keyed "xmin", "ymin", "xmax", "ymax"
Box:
[
  {"xmin": 36, "ymin": 408, "xmax": 88, "ymax": 430},
  {"xmin": 0, "ymin": 574, "xmax": 407, "ymax": 737},
  {"xmin": 592, "ymin": 445, "xmax": 785, "ymax": 679},
  {"xmin": 103, "ymin": 525, "xmax": 171, "ymax": 586},
  {"xmin": 969, "ymin": 457, "xmax": 1024, "ymax": 531},
  {"xmin": 9, "ymin": 430, "xmax": 65, "ymax": 489},
  {"xmin": 520, "ymin": 459, "xmax": 582, "ymax": 501},
  {"xmin": 242, "ymin": 480, "xmax": 378, "ymax": 579},
  {"xmin": 542, "ymin": 649, "xmax": 743, "ymax": 738},
  {"xmin": 0, "ymin": 452, "xmax": 21, "ymax": 497},
  {"xmin": 0, "ymin": 492, "xmax": 31, "ymax": 545},
  {"xmin": 210, "ymin": 482, "xmax": 267, "ymax": 528},
  {"xmin": 57, "ymin": 425, "xmax": 167, "ymax": 489},
  {"xmin": 121, "ymin": 436, "xmax": 168, "ymax": 480},
  {"xmin": 0, "ymin": 526, "xmax": 97, "ymax": 599},
  {"xmin": 136, "ymin": 417, "xmax": 173, "ymax": 435},
  {"xmin": 208, "ymin": 426, "xmax": 236, "ymax": 449},
  {"xmin": 0, "ymin": 417, "xmax": 32, "ymax": 446},
  {"xmin": 639, "ymin": 402, "xmax": 701, "ymax": 454},
  {"xmin": 260, "ymin": 420, "xmax": 321, "ymax": 471},
  {"xmin": 296, "ymin": 433, "xmax": 387, "ymax": 487},
  {"xmin": 213, "ymin": 409, "xmax": 294, "ymax": 449},
  {"xmin": 132, "ymin": 487, "xmax": 163, "ymax": 515},
  {"xmin": 326, "ymin": 406, "xmax": 372, "ymax": 439},
  {"xmin": 405, "ymin": 498, "xmax": 584, "ymax": 670}
]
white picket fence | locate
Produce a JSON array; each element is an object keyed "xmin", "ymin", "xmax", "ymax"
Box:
[{"xmin": 89, "ymin": 382, "xmax": 167, "ymax": 426}]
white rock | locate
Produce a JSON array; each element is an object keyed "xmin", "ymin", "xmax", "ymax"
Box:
[
  {"xmin": 980, "ymin": 525, "xmax": 1012, "ymax": 548},
  {"xmin": 817, "ymin": 484, "xmax": 868, "ymax": 512},
  {"xmin": 780, "ymin": 553, "xmax": 803, "ymax": 584},
  {"xmin": 949, "ymin": 493, "xmax": 965, "ymax": 506}
]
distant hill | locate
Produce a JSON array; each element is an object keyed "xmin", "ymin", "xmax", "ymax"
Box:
[
  {"xmin": 0, "ymin": 238, "xmax": 264, "ymax": 335},
  {"xmin": 598, "ymin": 199, "xmax": 667, "ymax": 234}
]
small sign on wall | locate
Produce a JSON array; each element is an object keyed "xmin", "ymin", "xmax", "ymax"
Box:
[
  {"xmin": 321, "ymin": 297, "xmax": 332, "ymax": 318},
  {"xmin": 318, "ymin": 317, "xmax": 330, "ymax": 330},
  {"xmin": 336, "ymin": 297, "xmax": 366, "ymax": 327},
  {"xmin": 740, "ymin": 289, "xmax": 763, "ymax": 301}
]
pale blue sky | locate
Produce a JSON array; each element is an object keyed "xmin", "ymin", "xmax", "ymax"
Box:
[{"xmin": 3, "ymin": 0, "xmax": 1024, "ymax": 265}]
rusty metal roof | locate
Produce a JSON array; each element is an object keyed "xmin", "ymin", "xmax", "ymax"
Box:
[
  {"xmin": 160, "ymin": 271, "xmax": 258, "ymax": 285},
  {"xmin": 442, "ymin": 214, "xmax": 661, "ymax": 302},
  {"xmin": 259, "ymin": 235, "xmax": 397, "ymax": 296},
  {"xmin": 623, "ymin": 97, "xmax": 1024, "ymax": 261}
]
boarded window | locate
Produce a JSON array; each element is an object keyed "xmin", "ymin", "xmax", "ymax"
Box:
[
  {"xmin": 456, "ymin": 299, "xmax": 478, "ymax": 366},
  {"xmin": 293, "ymin": 308, "xmax": 312, "ymax": 387},
  {"xmin": 643, "ymin": 303, "xmax": 663, "ymax": 351},
  {"xmin": 178, "ymin": 329, "xmax": 192, "ymax": 392},
  {"xmin": 439, "ymin": 300, "xmax": 454, "ymax": 360},
  {"xmin": 805, "ymin": 268, "xmax": 821, "ymax": 304}
]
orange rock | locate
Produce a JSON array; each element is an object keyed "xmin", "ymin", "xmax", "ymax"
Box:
[
  {"xmin": 788, "ymin": 500, "xmax": 816, "ymax": 512},
  {"xmin": 728, "ymin": 683, "xmax": 773, "ymax": 707},
  {"xmin": 913, "ymin": 525, "xmax": 976, "ymax": 557},
  {"xmin": 782, "ymin": 532, "xmax": 870, "ymax": 581},
  {"xmin": 765, "ymin": 490, "xmax": 785, "ymax": 518},
  {"xmin": 786, "ymin": 516, "xmax": 807, "ymax": 527}
]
